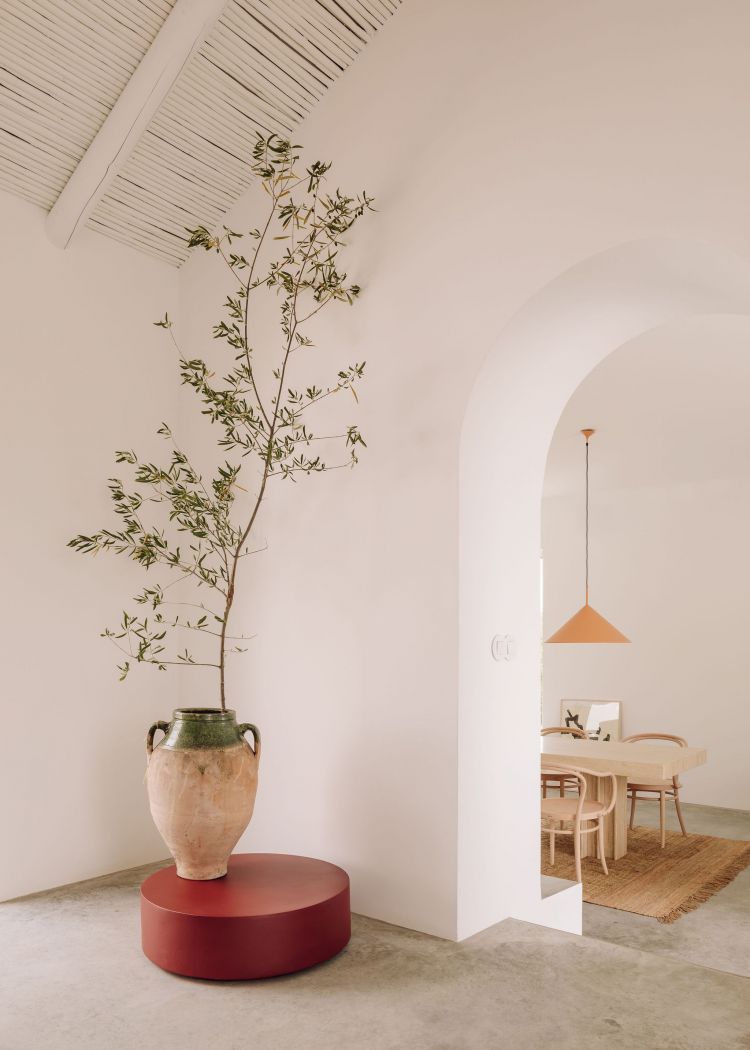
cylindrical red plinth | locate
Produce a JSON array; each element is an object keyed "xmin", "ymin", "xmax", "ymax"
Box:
[{"xmin": 141, "ymin": 853, "xmax": 350, "ymax": 980}]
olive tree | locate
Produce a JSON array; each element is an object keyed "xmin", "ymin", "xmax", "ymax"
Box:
[{"xmin": 69, "ymin": 135, "xmax": 373, "ymax": 710}]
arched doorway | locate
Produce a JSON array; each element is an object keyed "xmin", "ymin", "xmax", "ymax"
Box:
[{"xmin": 458, "ymin": 238, "xmax": 750, "ymax": 939}]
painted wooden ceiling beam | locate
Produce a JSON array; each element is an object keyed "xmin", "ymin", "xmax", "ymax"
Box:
[{"xmin": 46, "ymin": 0, "xmax": 228, "ymax": 250}]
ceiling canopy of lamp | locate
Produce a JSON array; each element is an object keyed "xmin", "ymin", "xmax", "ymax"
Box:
[{"xmin": 546, "ymin": 428, "xmax": 630, "ymax": 644}]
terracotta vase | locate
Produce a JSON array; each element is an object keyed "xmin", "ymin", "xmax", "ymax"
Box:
[{"xmin": 145, "ymin": 708, "xmax": 260, "ymax": 880}]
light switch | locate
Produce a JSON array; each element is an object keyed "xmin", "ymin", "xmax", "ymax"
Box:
[{"xmin": 491, "ymin": 634, "xmax": 514, "ymax": 662}]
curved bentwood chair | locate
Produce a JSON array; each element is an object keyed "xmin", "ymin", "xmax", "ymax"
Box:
[
  {"xmin": 540, "ymin": 726, "xmax": 586, "ymax": 799},
  {"xmin": 622, "ymin": 733, "xmax": 689, "ymax": 847},
  {"xmin": 541, "ymin": 765, "xmax": 617, "ymax": 882}
]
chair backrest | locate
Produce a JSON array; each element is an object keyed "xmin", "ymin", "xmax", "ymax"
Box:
[
  {"xmin": 621, "ymin": 733, "xmax": 688, "ymax": 747},
  {"xmin": 541, "ymin": 726, "xmax": 586, "ymax": 738},
  {"xmin": 543, "ymin": 764, "xmax": 618, "ymax": 820},
  {"xmin": 621, "ymin": 733, "xmax": 687, "ymax": 787}
]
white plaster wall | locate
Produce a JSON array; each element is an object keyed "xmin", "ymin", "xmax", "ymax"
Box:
[
  {"xmin": 1, "ymin": 191, "xmax": 179, "ymax": 901},
  {"xmin": 177, "ymin": 0, "xmax": 750, "ymax": 939},
  {"xmin": 542, "ymin": 319, "xmax": 750, "ymax": 811}
]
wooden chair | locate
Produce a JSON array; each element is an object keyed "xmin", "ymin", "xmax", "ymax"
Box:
[
  {"xmin": 622, "ymin": 733, "xmax": 688, "ymax": 847},
  {"xmin": 541, "ymin": 727, "xmax": 585, "ymax": 798},
  {"xmin": 541, "ymin": 765, "xmax": 617, "ymax": 882}
]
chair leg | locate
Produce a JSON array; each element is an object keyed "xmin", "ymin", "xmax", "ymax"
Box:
[
  {"xmin": 674, "ymin": 791, "xmax": 688, "ymax": 836},
  {"xmin": 559, "ymin": 780, "xmax": 565, "ymax": 798},
  {"xmin": 549, "ymin": 830, "xmax": 556, "ymax": 866},
  {"xmin": 597, "ymin": 820, "xmax": 608, "ymax": 876},
  {"xmin": 542, "ymin": 780, "xmax": 547, "ymax": 799},
  {"xmin": 629, "ymin": 792, "xmax": 637, "ymax": 830},
  {"xmin": 659, "ymin": 792, "xmax": 666, "ymax": 847},
  {"xmin": 573, "ymin": 825, "xmax": 582, "ymax": 883}
]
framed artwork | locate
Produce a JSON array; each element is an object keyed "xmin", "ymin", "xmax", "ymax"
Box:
[{"xmin": 560, "ymin": 699, "xmax": 622, "ymax": 742}]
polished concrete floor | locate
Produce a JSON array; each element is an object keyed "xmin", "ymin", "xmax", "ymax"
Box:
[
  {"xmin": 3, "ymin": 850, "xmax": 750, "ymax": 1050},
  {"xmin": 582, "ymin": 800, "xmax": 750, "ymax": 978}
]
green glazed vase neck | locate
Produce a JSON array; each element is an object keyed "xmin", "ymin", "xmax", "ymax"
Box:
[{"xmin": 162, "ymin": 708, "xmax": 242, "ymax": 750}]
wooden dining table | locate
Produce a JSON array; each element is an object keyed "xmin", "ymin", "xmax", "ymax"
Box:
[{"xmin": 541, "ymin": 738, "xmax": 707, "ymax": 859}]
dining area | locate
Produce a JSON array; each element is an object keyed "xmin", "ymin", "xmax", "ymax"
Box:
[
  {"xmin": 538, "ymin": 394, "xmax": 750, "ymax": 953},
  {"xmin": 538, "ymin": 702, "xmax": 750, "ymax": 926},
  {"xmin": 542, "ymin": 716, "xmax": 706, "ymax": 867}
]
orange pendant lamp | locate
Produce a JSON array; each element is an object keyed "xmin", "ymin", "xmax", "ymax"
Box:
[{"xmin": 546, "ymin": 428, "xmax": 630, "ymax": 644}]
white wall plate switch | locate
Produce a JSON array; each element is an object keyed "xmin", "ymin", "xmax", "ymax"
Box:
[{"xmin": 491, "ymin": 635, "xmax": 514, "ymax": 662}]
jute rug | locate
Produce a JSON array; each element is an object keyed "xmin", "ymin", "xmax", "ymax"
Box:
[{"xmin": 541, "ymin": 825, "xmax": 750, "ymax": 923}]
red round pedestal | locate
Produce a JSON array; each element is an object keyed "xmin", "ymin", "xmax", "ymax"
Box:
[{"xmin": 141, "ymin": 853, "xmax": 350, "ymax": 980}]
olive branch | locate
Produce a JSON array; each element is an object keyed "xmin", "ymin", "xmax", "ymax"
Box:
[{"xmin": 69, "ymin": 134, "xmax": 373, "ymax": 710}]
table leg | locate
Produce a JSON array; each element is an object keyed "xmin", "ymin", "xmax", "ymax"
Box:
[{"xmin": 579, "ymin": 773, "xmax": 628, "ymax": 859}]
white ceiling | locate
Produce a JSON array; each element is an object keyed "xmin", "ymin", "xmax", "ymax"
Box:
[
  {"xmin": 544, "ymin": 315, "xmax": 750, "ymax": 498},
  {"xmin": 0, "ymin": 0, "xmax": 400, "ymax": 265},
  {"xmin": 0, "ymin": 0, "xmax": 177, "ymax": 209}
]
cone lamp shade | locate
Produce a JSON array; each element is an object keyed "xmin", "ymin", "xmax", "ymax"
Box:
[
  {"xmin": 546, "ymin": 429, "xmax": 630, "ymax": 644},
  {"xmin": 546, "ymin": 601, "xmax": 629, "ymax": 643}
]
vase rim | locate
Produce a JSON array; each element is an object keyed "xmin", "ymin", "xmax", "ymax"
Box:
[{"xmin": 172, "ymin": 707, "xmax": 235, "ymax": 721}]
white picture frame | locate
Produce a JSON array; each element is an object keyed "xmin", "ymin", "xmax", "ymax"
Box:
[{"xmin": 560, "ymin": 699, "xmax": 622, "ymax": 742}]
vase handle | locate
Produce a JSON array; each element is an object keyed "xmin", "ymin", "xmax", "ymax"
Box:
[
  {"xmin": 146, "ymin": 720, "xmax": 170, "ymax": 757},
  {"xmin": 238, "ymin": 722, "xmax": 261, "ymax": 757}
]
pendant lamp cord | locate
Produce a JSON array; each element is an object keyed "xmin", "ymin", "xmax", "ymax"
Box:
[{"xmin": 585, "ymin": 437, "xmax": 589, "ymax": 605}]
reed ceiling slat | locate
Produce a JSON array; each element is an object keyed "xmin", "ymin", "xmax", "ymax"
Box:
[
  {"xmin": 0, "ymin": 0, "xmax": 401, "ymax": 265},
  {"xmin": 0, "ymin": 0, "xmax": 176, "ymax": 207}
]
